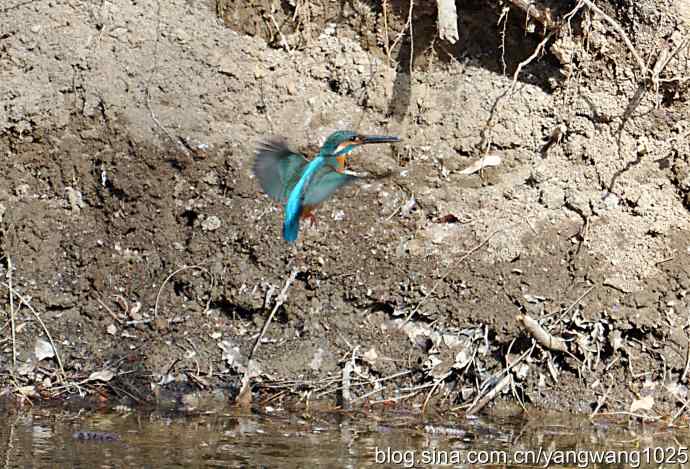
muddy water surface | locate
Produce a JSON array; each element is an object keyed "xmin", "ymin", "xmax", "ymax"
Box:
[{"xmin": 2, "ymin": 403, "xmax": 690, "ymax": 468}]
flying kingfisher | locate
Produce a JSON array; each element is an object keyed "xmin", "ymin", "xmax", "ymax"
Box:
[{"xmin": 253, "ymin": 130, "xmax": 400, "ymax": 243}]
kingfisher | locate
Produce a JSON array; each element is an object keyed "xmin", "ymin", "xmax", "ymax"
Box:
[{"xmin": 253, "ymin": 130, "xmax": 400, "ymax": 243}]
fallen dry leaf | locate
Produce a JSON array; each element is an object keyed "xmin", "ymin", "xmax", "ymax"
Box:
[
  {"xmin": 459, "ymin": 153, "xmax": 502, "ymax": 175},
  {"xmin": 88, "ymin": 370, "xmax": 115, "ymax": 382},
  {"xmin": 35, "ymin": 338, "xmax": 55, "ymax": 361},
  {"xmin": 630, "ymin": 395, "xmax": 654, "ymax": 412}
]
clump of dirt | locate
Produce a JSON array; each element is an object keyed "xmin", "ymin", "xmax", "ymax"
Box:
[{"xmin": 1, "ymin": 0, "xmax": 690, "ymax": 417}]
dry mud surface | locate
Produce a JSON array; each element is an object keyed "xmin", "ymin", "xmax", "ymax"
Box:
[{"xmin": 1, "ymin": 0, "xmax": 690, "ymax": 416}]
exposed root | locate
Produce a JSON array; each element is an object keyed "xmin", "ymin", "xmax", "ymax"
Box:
[{"xmin": 153, "ymin": 264, "xmax": 214, "ymax": 318}]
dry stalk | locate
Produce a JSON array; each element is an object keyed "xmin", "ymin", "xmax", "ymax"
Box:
[
  {"xmin": 422, "ymin": 371, "xmax": 452, "ymax": 413},
  {"xmin": 268, "ymin": 12, "xmax": 293, "ymax": 55},
  {"xmin": 7, "ymin": 257, "xmax": 17, "ymax": 369},
  {"xmin": 387, "ymin": 0, "xmax": 415, "ymax": 83},
  {"xmin": 97, "ymin": 297, "xmax": 123, "ymax": 324},
  {"xmin": 249, "ymin": 270, "xmax": 298, "ymax": 361},
  {"xmin": 382, "ymin": 0, "xmax": 391, "ymax": 66},
  {"xmin": 369, "ymin": 382, "xmax": 435, "ymax": 405},
  {"xmin": 672, "ymin": 395, "xmax": 690, "ymax": 423},
  {"xmin": 498, "ymin": 6, "xmax": 509, "ymax": 75},
  {"xmin": 1, "ymin": 281, "xmax": 66, "ymax": 385},
  {"xmin": 330, "ymin": 369, "xmax": 413, "ymax": 401},
  {"xmin": 589, "ymin": 382, "xmax": 613, "ymax": 419},
  {"xmin": 556, "ymin": 285, "xmax": 595, "ymax": 322},
  {"xmin": 463, "ymin": 341, "xmax": 535, "ymax": 414},
  {"xmin": 339, "ymin": 349, "xmax": 356, "ymax": 409},
  {"xmin": 682, "ymin": 337, "xmax": 690, "ymax": 384},
  {"xmin": 466, "ymin": 374, "xmax": 512, "ymax": 415}
]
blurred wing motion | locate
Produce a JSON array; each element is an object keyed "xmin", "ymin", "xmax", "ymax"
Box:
[
  {"xmin": 253, "ymin": 139, "xmax": 308, "ymax": 203},
  {"xmin": 302, "ymin": 166, "xmax": 359, "ymax": 207}
]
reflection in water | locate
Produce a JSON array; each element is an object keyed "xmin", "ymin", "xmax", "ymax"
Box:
[{"xmin": 0, "ymin": 404, "xmax": 689, "ymax": 468}]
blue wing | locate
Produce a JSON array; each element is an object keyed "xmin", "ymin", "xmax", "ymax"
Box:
[
  {"xmin": 253, "ymin": 138, "xmax": 308, "ymax": 203},
  {"xmin": 302, "ymin": 167, "xmax": 358, "ymax": 206}
]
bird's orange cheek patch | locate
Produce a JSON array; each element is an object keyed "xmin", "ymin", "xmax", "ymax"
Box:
[{"xmin": 336, "ymin": 155, "xmax": 346, "ymax": 172}]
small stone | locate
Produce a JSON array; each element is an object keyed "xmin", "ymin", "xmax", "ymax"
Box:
[
  {"xmin": 202, "ymin": 172, "xmax": 219, "ymax": 185},
  {"xmin": 35, "ymin": 339, "xmax": 55, "ymax": 361},
  {"xmin": 15, "ymin": 184, "xmax": 31, "ymax": 198},
  {"xmin": 65, "ymin": 186, "xmax": 85, "ymax": 211},
  {"xmin": 565, "ymin": 189, "xmax": 592, "ymax": 216},
  {"xmin": 286, "ymin": 81, "xmax": 296, "ymax": 95},
  {"xmin": 540, "ymin": 183, "xmax": 565, "ymax": 210},
  {"xmin": 201, "ymin": 215, "xmax": 221, "ymax": 231}
]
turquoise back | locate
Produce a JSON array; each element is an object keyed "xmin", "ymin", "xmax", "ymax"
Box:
[{"xmin": 253, "ymin": 138, "xmax": 361, "ymax": 243}]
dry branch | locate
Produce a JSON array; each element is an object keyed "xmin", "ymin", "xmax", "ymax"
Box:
[
  {"xmin": 506, "ymin": 0, "xmax": 557, "ymax": 29},
  {"xmin": 436, "ymin": 0, "xmax": 459, "ymax": 44},
  {"xmin": 517, "ymin": 314, "xmax": 568, "ymax": 353},
  {"xmin": 466, "ymin": 374, "xmax": 511, "ymax": 415}
]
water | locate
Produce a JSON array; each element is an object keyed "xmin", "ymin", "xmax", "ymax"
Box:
[{"xmin": 1, "ymin": 402, "xmax": 689, "ymax": 468}]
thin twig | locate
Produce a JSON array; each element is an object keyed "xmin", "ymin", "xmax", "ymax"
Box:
[
  {"xmin": 590, "ymin": 382, "xmax": 613, "ymax": 419},
  {"xmin": 400, "ymin": 229, "xmax": 502, "ymax": 326},
  {"xmin": 466, "ymin": 374, "xmax": 512, "ymax": 415},
  {"xmin": 7, "ymin": 257, "xmax": 17, "ymax": 369},
  {"xmin": 462, "ymin": 341, "xmax": 535, "ymax": 414},
  {"xmin": 97, "ymin": 297, "xmax": 123, "ymax": 324},
  {"xmin": 144, "ymin": 0, "xmax": 190, "ymax": 156},
  {"xmin": 268, "ymin": 13, "xmax": 292, "ymax": 55},
  {"xmin": 681, "ymin": 337, "xmax": 690, "ymax": 383},
  {"xmin": 581, "ymin": 0, "xmax": 647, "ymax": 77},
  {"xmin": 339, "ymin": 348, "xmax": 356, "ymax": 410},
  {"xmin": 382, "ymin": 0, "xmax": 391, "ymax": 66},
  {"xmin": 557, "ymin": 285, "xmax": 595, "ymax": 322},
  {"xmin": 389, "ymin": 1, "xmax": 413, "ymax": 59},
  {"xmin": 249, "ymin": 270, "xmax": 298, "ymax": 361},
  {"xmin": 422, "ymin": 371, "xmax": 451, "ymax": 413},
  {"xmin": 154, "ymin": 264, "xmax": 211, "ymax": 318},
  {"xmin": 1, "ymin": 281, "xmax": 66, "ymax": 384}
]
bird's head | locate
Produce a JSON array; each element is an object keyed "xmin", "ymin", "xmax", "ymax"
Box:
[{"xmin": 319, "ymin": 130, "xmax": 400, "ymax": 158}]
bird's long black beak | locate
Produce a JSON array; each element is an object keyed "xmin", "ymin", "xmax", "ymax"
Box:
[{"xmin": 358, "ymin": 135, "xmax": 400, "ymax": 145}]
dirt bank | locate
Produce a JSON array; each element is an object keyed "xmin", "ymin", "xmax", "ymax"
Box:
[{"xmin": 1, "ymin": 0, "xmax": 690, "ymax": 417}]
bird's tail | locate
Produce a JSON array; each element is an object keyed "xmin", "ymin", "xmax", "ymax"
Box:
[{"xmin": 282, "ymin": 208, "xmax": 301, "ymax": 243}]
